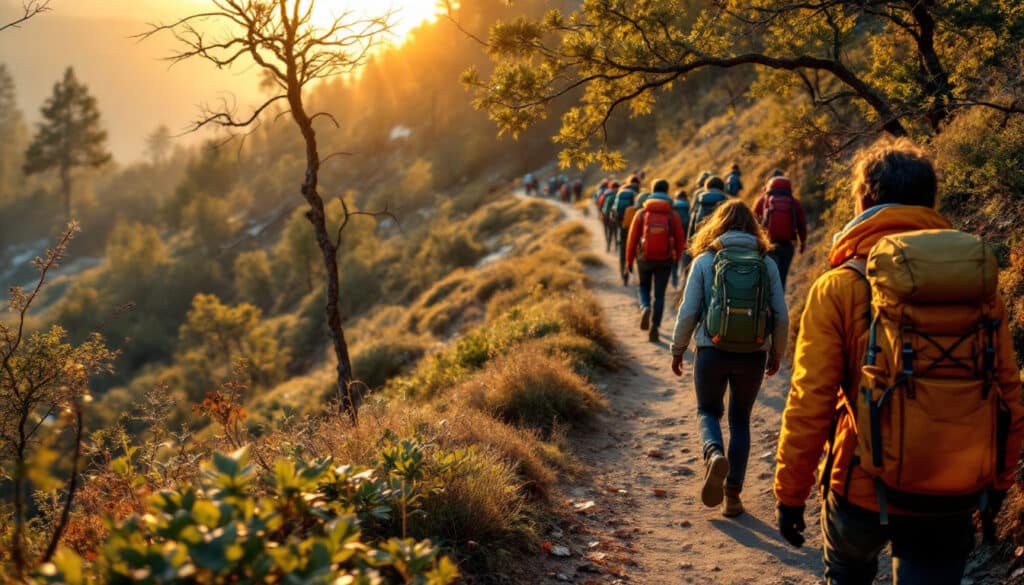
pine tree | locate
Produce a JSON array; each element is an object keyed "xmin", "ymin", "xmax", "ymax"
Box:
[
  {"xmin": 0, "ymin": 63, "xmax": 26, "ymax": 202},
  {"xmin": 23, "ymin": 67, "xmax": 110, "ymax": 220}
]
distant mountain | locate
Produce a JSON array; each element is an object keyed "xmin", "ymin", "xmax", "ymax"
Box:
[{"xmin": 0, "ymin": 0, "xmax": 261, "ymax": 162}]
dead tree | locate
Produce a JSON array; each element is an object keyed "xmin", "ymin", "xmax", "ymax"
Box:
[{"xmin": 140, "ymin": 1, "xmax": 394, "ymax": 422}]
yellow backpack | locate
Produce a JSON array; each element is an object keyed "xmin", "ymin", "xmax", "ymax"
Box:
[
  {"xmin": 846, "ymin": 229, "xmax": 1010, "ymax": 521},
  {"xmin": 620, "ymin": 206, "xmax": 638, "ymax": 230}
]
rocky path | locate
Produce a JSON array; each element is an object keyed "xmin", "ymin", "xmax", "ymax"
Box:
[{"xmin": 528, "ymin": 202, "xmax": 824, "ymax": 584}]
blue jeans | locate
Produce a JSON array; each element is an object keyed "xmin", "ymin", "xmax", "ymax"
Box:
[
  {"xmin": 694, "ymin": 347, "xmax": 766, "ymax": 491},
  {"xmin": 671, "ymin": 252, "xmax": 691, "ymax": 288},
  {"xmin": 822, "ymin": 492, "xmax": 974, "ymax": 585},
  {"xmin": 637, "ymin": 260, "xmax": 673, "ymax": 329}
]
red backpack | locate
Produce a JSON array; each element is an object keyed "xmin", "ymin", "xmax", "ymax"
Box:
[
  {"xmin": 760, "ymin": 178, "xmax": 798, "ymax": 242},
  {"xmin": 640, "ymin": 207, "xmax": 674, "ymax": 261}
]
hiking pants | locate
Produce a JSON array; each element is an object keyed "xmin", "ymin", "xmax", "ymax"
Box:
[
  {"xmin": 672, "ymin": 252, "xmax": 692, "ymax": 288},
  {"xmin": 636, "ymin": 260, "xmax": 673, "ymax": 330},
  {"xmin": 770, "ymin": 240, "xmax": 795, "ymax": 289},
  {"xmin": 617, "ymin": 227, "xmax": 629, "ymax": 276},
  {"xmin": 694, "ymin": 347, "xmax": 766, "ymax": 492},
  {"xmin": 822, "ymin": 492, "xmax": 974, "ymax": 585},
  {"xmin": 603, "ymin": 218, "xmax": 615, "ymax": 253}
]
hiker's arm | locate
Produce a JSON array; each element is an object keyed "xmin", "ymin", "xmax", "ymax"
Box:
[
  {"xmin": 625, "ymin": 211, "xmax": 643, "ymax": 268},
  {"xmin": 774, "ymin": 274, "xmax": 844, "ymax": 508},
  {"xmin": 671, "ymin": 212, "xmax": 686, "ymax": 260},
  {"xmin": 796, "ymin": 200, "xmax": 808, "ymax": 248},
  {"xmin": 994, "ymin": 297, "xmax": 1024, "ymax": 490},
  {"xmin": 753, "ymin": 196, "xmax": 765, "ymax": 218},
  {"xmin": 765, "ymin": 258, "xmax": 789, "ymax": 361},
  {"xmin": 671, "ymin": 256, "xmax": 705, "ymax": 356}
]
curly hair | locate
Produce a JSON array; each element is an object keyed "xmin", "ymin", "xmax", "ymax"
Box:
[
  {"xmin": 689, "ymin": 200, "xmax": 772, "ymax": 257},
  {"xmin": 851, "ymin": 136, "xmax": 937, "ymax": 211}
]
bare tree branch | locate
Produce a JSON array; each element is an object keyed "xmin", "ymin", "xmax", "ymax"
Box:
[{"xmin": 0, "ymin": 0, "xmax": 50, "ymax": 33}]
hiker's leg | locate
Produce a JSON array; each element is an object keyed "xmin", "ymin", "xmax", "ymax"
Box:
[
  {"xmin": 671, "ymin": 260, "xmax": 679, "ymax": 289},
  {"xmin": 637, "ymin": 262, "xmax": 654, "ymax": 310},
  {"xmin": 890, "ymin": 511, "xmax": 973, "ymax": 585},
  {"xmin": 723, "ymin": 351, "xmax": 766, "ymax": 491},
  {"xmin": 773, "ymin": 240, "xmax": 795, "ymax": 289},
  {"xmin": 618, "ymin": 228, "xmax": 628, "ymax": 275},
  {"xmin": 651, "ymin": 264, "xmax": 672, "ymax": 329},
  {"xmin": 694, "ymin": 347, "xmax": 729, "ymax": 457},
  {"xmin": 821, "ymin": 493, "xmax": 887, "ymax": 585}
]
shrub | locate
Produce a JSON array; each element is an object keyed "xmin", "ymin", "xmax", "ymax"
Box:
[
  {"xmin": 459, "ymin": 347, "xmax": 605, "ymax": 433},
  {"xmin": 232, "ymin": 250, "xmax": 275, "ymax": 312},
  {"xmin": 39, "ymin": 447, "xmax": 459, "ymax": 585},
  {"xmin": 352, "ymin": 335, "xmax": 431, "ymax": 390}
]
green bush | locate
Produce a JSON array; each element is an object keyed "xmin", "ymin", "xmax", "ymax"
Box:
[
  {"xmin": 352, "ymin": 335, "xmax": 431, "ymax": 390},
  {"xmin": 38, "ymin": 447, "xmax": 459, "ymax": 585}
]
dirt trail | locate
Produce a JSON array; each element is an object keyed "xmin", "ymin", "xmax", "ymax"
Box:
[
  {"xmin": 527, "ymin": 201, "xmax": 824, "ymax": 585},
  {"xmin": 527, "ymin": 200, "xmax": 1006, "ymax": 585}
]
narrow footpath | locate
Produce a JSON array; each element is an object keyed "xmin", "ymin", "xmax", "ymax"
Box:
[
  {"xmin": 527, "ymin": 200, "xmax": 824, "ymax": 585},
  {"xmin": 528, "ymin": 200, "xmax": 1008, "ymax": 585}
]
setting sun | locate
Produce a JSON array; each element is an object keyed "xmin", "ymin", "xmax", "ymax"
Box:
[{"xmin": 311, "ymin": 0, "xmax": 440, "ymax": 44}]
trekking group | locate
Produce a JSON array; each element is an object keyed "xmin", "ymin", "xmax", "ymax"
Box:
[{"xmin": 577, "ymin": 139, "xmax": 1024, "ymax": 585}]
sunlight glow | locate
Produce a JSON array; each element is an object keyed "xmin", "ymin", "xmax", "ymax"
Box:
[{"xmin": 311, "ymin": 0, "xmax": 440, "ymax": 45}]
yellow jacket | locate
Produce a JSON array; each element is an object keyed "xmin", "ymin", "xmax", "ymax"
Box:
[{"xmin": 774, "ymin": 205, "xmax": 1024, "ymax": 511}]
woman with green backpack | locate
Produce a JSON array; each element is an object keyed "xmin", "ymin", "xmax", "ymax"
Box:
[{"xmin": 669, "ymin": 200, "xmax": 789, "ymax": 517}]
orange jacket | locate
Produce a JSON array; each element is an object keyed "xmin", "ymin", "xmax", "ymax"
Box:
[
  {"xmin": 625, "ymin": 197, "xmax": 686, "ymax": 267},
  {"xmin": 774, "ymin": 205, "xmax": 1024, "ymax": 511}
]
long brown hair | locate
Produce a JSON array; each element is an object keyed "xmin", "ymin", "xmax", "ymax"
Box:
[{"xmin": 689, "ymin": 200, "xmax": 772, "ymax": 256}]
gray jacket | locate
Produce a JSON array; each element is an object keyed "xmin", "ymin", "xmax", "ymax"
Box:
[{"xmin": 670, "ymin": 232, "xmax": 789, "ymax": 359}]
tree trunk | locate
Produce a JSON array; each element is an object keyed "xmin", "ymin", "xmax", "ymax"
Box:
[{"xmin": 286, "ymin": 75, "xmax": 359, "ymax": 422}]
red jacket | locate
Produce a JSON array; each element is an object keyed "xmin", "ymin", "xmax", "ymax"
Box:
[
  {"xmin": 754, "ymin": 193, "xmax": 808, "ymax": 244},
  {"xmin": 626, "ymin": 198, "xmax": 686, "ymax": 267}
]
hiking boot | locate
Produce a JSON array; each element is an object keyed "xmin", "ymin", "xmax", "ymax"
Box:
[
  {"xmin": 723, "ymin": 488, "xmax": 744, "ymax": 517},
  {"xmin": 640, "ymin": 307, "xmax": 651, "ymax": 331},
  {"xmin": 622, "ymin": 272, "xmax": 630, "ymax": 287},
  {"xmin": 701, "ymin": 452, "xmax": 730, "ymax": 508},
  {"xmin": 648, "ymin": 327, "xmax": 659, "ymax": 343}
]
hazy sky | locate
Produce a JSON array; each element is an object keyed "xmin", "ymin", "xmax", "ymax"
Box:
[{"xmin": 0, "ymin": 0, "xmax": 436, "ymax": 162}]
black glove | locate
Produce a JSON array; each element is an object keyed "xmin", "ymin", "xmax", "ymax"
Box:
[
  {"xmin": 982, "ymin": 489, "xmax": 1008, "ymax": 544},
  {"xmin": 777, "ymin": 503, "xmax": 806, "ymax": 548}
]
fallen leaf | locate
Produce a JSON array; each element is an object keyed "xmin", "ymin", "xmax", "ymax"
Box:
[
  {"xmin": 647, "ymin": 449, "xmax": 664, "ymax": 458},
  {"xmin": 680, "ymin": 520, "xmax": 692, "ymax": 528},
  {"xmin": 541, "ymin": 542, "xmax": 553, "ymax": 554},
  {"xmin": 653, "ymin": 488, "xmax": 668, "ymax": 497}
]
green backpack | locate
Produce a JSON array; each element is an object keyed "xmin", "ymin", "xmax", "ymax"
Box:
[{"xmin": 704, "ymin": 248, "xmax": 771, "ymax": 352}]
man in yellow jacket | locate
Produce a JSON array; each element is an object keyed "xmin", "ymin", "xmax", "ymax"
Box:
[{"xmin": 774, "ymin": 138, "xmax": 1024, "ymax": 584}]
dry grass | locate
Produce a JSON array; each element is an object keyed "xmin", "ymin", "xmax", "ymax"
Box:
[{"xmin": 457, "ymin": 346, "xmax": 607, "ymax": 433}]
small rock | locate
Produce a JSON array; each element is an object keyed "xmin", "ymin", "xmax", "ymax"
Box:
[
  {"xmin": 646, "ymin": 448, "xmax": 664, "ymax": 458},
  {"xmin": 680, "ymin": 520, "xmax": 692, "ymax": 528},
  {"xmin": 552, "ymin": 545, "xmax": 572, "ymax": 558},
  {"xmin": 574, "ymin": 500, "xmax": 596, "ymax": 513},
  {"xmin": 555, "ymin": 571, "xmax": 571, "ymax": 581},
  {"xmin": 679, "ymin": 562, "xmax": 694, "ymax": 570},
  {"xmin": 653, "ymin": 488, "xmax": 668, "ymax": 497}
]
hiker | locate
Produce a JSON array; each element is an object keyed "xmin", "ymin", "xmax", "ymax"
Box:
[
  {"xmin": 524, "ymin": 173, "xmax": 538, "ymax": 196},
  {"xmin": 770, "ymin": 168, "xmax": 785, "ymax": 178},
  {"xmin": 598, "ymin": 181, "xmax": 621, "ymax": 253},
  {"xmin": 572, "ymin": 178, "xmax": 584, "ymax": 202},
  {"xmin": 671, "ymin": 187, "xmax": 691, "ymax": 288},
  {"xmin": 694, "ymin": 170, "xmax": 713, "ymax": 198},
  {"xmin": 546, "ymin": 176, "xmax": 557, "ymax": 198},
  {"xmin": 725, "ymin": 164, "xmax": 744, "ymax": 197},
  {"xmin": 753, "ymin": 176, "xmax": 807, "ymax": 289},
  {"xmin": 688, "ymin": 176, "xmax": 729, "ymax": 238},
  {"xmin": 670, "ymin": 200, "xmax": 789, "ymax": 517},
  {"xmin": 773, "ymin": 137, "xmax": 1024, "ymax": 585},
  {"xmin": 611, "ymin": 176, "xmax": 642, "ymax": 285},
  {"xmin": 625, "ymin": 179, "xmax": 687, "ymax": 343}
]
